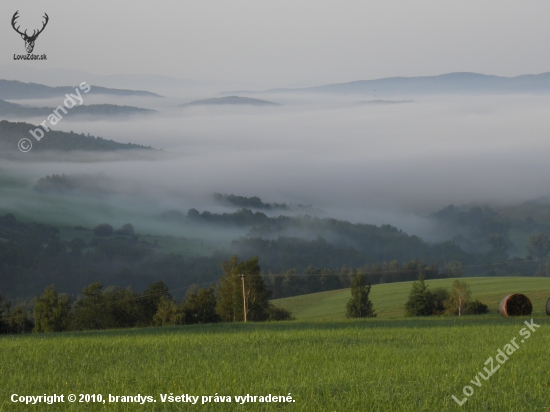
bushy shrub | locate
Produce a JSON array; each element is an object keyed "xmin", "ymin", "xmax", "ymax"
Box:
[
  {"xmin": 405, "ymin": 275, "xmax": 434, "ymax": 316},
  {"xmin": 346, "ymin": 273, "xmax": 376, "ymax": 318},
  {"xmin": 464, "ymin": 300, "xmax": 489, "ymax": 315},
  {"xmin": 266, "ymin": 304, "xmax": 295, "ymax": 321}
]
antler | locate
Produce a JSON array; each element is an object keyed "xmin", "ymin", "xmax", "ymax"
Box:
[
  {"xmin": 11, "ymin": 11, "xmax": 27, "ymax": 37},
  {"xmin": 29, "ymin": 13, "xmax": 49, "ymax": 39}
]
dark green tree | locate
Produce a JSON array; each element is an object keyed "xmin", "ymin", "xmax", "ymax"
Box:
[
  {"xmin": 140, "ymin": 281, "xmax": 171, "ymax": 326},
  {"xmin": 103, "ymin": 286, "xmax": 141, "ymax": 328},
  {"xmin": 33, "ymin": 285, "xmax": 70, "ymax": 332},
  {"xmin": 216, "ymin": 255, "xmax": 271, "ymax": 322},
  {"xmin": 68, "ymin": 283, "xmax": 141, "ymax": 330},
  {"xmin": 345, "ymin": 273, "xmax": 376, "ymax": 318},
  {"xmin": 216, "ymin": 255, "xmax": 240, "ymax": 322},
  {"xmin": 431, "ymin": 287, "xmax": 450, "ymax": 315},
  {"xmin": 153, "ymin": 296, "xmax": 184, "ymax": 326},
  {"xmin": 8, "ymin": 306, "xmax": 33, "ymax": 333},
  {"xmin": 182, "ymin": 287, "xmax": 220, "ymax": 324},
  {"xmin": 68, "ymin": 282, "xmax": 106, "ymax": 330},
  {"xmin": 404, "ymin": 275, "xmax": 434, "ymax": 316}
]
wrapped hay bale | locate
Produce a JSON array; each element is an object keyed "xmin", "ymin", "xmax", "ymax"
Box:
[
  {"xmin": 499, "ymin": 294, "xmax": 532, "ymax": 316},
  {"xmin": 546, "ymin": 297, "xmax": 550, "ymax": 316}
]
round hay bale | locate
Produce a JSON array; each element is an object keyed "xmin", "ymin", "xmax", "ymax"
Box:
[
  {"xmin": 499, "ymin": 294, "xmax": 532, "ymax": 316},
  {"xmin": 546, "ymin": 297, "xmax": 550, "ymax": 316}
]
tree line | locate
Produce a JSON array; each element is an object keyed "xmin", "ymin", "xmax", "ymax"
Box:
[
  {"xmin": 263, "ymin": 259, "xmax": 441, "ymax": 299},
  {"xmin": 1, "ymin": 212, "xmax": 548, "ymax": 305},
  {"xmin": 0, "ymin": 256, "xmax": 293, "ymax": 335}
]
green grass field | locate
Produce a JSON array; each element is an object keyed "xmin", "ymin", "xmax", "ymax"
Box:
[
  {"xmin": 1, "ymin": 277, "xmax": 549, "ymax": 411},
  {"xmin": 273, "ymin": 276, "xmax": 550, "ymax": 320}
]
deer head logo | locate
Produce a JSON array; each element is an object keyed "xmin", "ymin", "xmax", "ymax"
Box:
[{"xmin": 11, "ymin": 11, "xmax": 49, "ymax": 54}]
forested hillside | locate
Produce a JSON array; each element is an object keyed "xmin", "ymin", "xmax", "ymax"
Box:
[
  {"xmin": 0, "ymin": 100, "xmax": 156, "ymax": 117},
  {"xmin": 0, "ymin": 209, "xmax": 544, "ymax": 303},
  {"xmin": 0, "ymin": 120, "xmax": 154, "ymax": 151}
]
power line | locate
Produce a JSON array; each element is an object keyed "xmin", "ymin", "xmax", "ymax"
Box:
[{"xmin": 0, "ymin": 258, "xmax": 546, "ymax": 325}]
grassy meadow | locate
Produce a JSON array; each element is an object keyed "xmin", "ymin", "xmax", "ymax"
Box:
[
  {"xmin": 1, "ymin": 277, "xmax": 549, "ymax": 411},
  {"xmin": 273, "ymin": 276, "xmax": 550, "ymax": 320}
]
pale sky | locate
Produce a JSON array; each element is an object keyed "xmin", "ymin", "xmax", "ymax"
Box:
[{"xmin": 2, "ymin": 1, "xmax": 550, "ymax": 88}]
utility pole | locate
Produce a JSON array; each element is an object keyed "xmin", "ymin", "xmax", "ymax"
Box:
[{"xmin": 240, "ymin": 273, "xmax": 247, "ymax": 322}]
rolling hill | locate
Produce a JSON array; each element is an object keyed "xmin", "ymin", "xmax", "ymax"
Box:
[
  {"xmin": 358, "ymin": 99, "xmax": 415, "ymax": 105},
  {"xmin": 273, "ymin": 276, "xmax": 550, "ymax": 320},
  {"xmin": 221, "ymin": 72, "xmax": 550, "ymax": 96},
  {"xmin": 0, "ymin": 79, "xmax": 162, "ymax": 100},
  {"xmin": 0, "ymin": 120, "xmax": 154, "ymax": 151},
  {"xmin": 0, "ymin": 100, "xmax": 156, "ymax": 118},
  {"xmin": 181, "ymin": 96, "xmax": 280, "ymax": 107}
]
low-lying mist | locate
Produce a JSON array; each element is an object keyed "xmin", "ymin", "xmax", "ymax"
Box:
[{"xmin": 2, "ymin": 93, "xmax": 550, "ymax": 243}]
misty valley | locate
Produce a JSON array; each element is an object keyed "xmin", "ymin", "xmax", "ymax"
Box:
[
  {"xmin": 4, "ymin": 5, "xmax": 550, "ymax": 410},
  {"xmin": 1, "ymin": 73, "xmax": 550, "ymax": 334}
]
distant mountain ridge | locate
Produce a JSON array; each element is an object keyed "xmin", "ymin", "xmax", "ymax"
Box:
[
  {"xmin": 181, "ymin": 96, "xmax": 280, "ymax": 107},
  {"xmin": 0, "ymin": 120, "xmax": 154, "ymax": 152},
  {"xmin": 0, "ymin": 64, "xmax": 258, "ymax": 96},
  {"xmin": 0, "ymin": 100, "xmax": 156, "ymax": 118},
  {"xmin": 358, "ymin": 100, "xmax": 415, "ymax": 105},
  {"xmin": 221, "ymin": 72, "xmax": 550, "ymax": 96},
  {"xmin": 0, "ymin": 79, "xmax": 162, "ymax": 100}
]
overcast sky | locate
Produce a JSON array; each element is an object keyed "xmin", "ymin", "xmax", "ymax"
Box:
[{"xmin": 2, "ymin": 1, "xmax": 550, "ymax": 88}]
